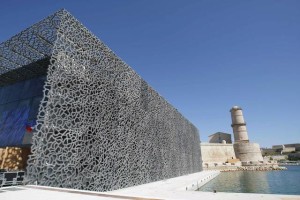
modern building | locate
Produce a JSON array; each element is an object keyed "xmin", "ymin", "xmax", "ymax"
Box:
[{"xmin": 0, "ymin": 9, "xmax": 201, "ymax": 191}]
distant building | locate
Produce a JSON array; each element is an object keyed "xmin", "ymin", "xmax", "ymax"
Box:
[
  {"xmin": 284, "ymin": 143, "xmax": 300, "ymax": 151},
  {"xmin": 272, "ymin": 145, "xmax": 285, "ymax": 150},
  {"xmin": 261, "ymin": 148, "xmax": 277, "ymax": 156},
  {"xmin": 282, "ymin": 147, "xmax": 296, "ymax": 154},
  {"xmin": 288, "ymin": 152, "xmax": 300, "ymax": 160},
  {"xmin": 271, "ymin": 144, "xmax": 298, "ymax": 154},
  {"xmin": 208, "ymin": 132, "xmax": 232, "ymax": 144}
]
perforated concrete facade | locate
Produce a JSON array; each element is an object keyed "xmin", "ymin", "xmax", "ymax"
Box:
[{"xmin": 0, "ymin": 9, "xmax": 202, "ymax": 191}]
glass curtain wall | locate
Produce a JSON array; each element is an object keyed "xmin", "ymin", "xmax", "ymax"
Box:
[{"xmin": 0, "ymin": 76, "xmax": 45, "ymax": 147}]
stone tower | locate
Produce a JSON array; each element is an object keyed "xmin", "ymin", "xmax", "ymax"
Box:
[
  {"xmin": 230, "ymin": 106, "xmax": 263, "ymax": 163},
  {"xmin": 230, "ymin": 106, "xmax": 249, "ymax": 142}
]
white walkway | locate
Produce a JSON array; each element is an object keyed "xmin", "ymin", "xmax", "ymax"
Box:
[
  {"xmin": 110, "ymin": 170, "xmax": 220, "ymax": 193},
  {"xmin": 0, "ymin": 171, "xmax": 299, "ymax": 200},
  {"xmin": 109, "ymin": 171, "xmax": 300, "ymax": 200}
]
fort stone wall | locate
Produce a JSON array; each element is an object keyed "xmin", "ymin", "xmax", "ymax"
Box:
[
  {"xmin": 200, "ymin": 143, "xmax": 240, "ymax": 169},
  {"xmin": 234, "ymin": 143, "xmax": 263, "ymax": 163}
]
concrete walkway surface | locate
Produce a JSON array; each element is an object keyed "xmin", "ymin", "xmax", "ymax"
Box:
[
  {"xmin": 108, "ymin": 171, "xmax": 300, "ymax": 200},
  {"xmin": 0, "ymin": 171, "xmax": 299, "ymax": 200}
]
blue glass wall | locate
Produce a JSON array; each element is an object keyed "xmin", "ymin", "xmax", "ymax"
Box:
[{"xmin": 0, "ymin": 76, "xmax": 45, "ymax": 147}]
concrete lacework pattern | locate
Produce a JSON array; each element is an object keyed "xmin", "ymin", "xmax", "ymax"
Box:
[
  {"xmin": 25, "ymin": 10, "xmax": 201, "ymax": 191},
  {"xmin": 0, "ymin": 11, "xmax": 58, "ymax": 86}
]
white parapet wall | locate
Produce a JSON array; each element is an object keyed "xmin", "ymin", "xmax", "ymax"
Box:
[{"xmin": 184, "ymin": 171, "xmax": 220, "ymax": 191}]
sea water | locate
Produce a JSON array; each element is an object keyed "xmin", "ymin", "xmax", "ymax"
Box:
[{"xmin": 199, "ymin": 166, "xmax": 300, "ymax": 195}]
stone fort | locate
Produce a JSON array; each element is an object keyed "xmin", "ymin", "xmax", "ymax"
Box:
[{"xmin": 200, "ymin": 106, "xmax": 264, "ymax": 169}]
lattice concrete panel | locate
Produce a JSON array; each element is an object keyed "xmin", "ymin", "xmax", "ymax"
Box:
[
  {"xmin": 0, "ymin": 11, "xmax": 59, "ymax": 86},
  {"xmin": 16, "ymin": 9, "xmax": 202, "ymax": 191}
]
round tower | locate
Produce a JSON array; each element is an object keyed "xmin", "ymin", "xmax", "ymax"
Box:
[
  {"xmin": 230, "ymin": 106, "xmax": 249, "ymax": 143},
  {"xmin": 230, "ymin": 106, "xmax": 263, "ymax": 163}
]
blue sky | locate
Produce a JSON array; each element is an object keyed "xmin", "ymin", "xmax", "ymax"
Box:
[{"xmin": 1, "ymin": 0, "xmax": 299, "ymax": 147}]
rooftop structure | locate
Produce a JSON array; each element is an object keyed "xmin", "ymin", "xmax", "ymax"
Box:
[{"xmin": 208, "ymin": 132, "xmax": 232, "ymax": 144}]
